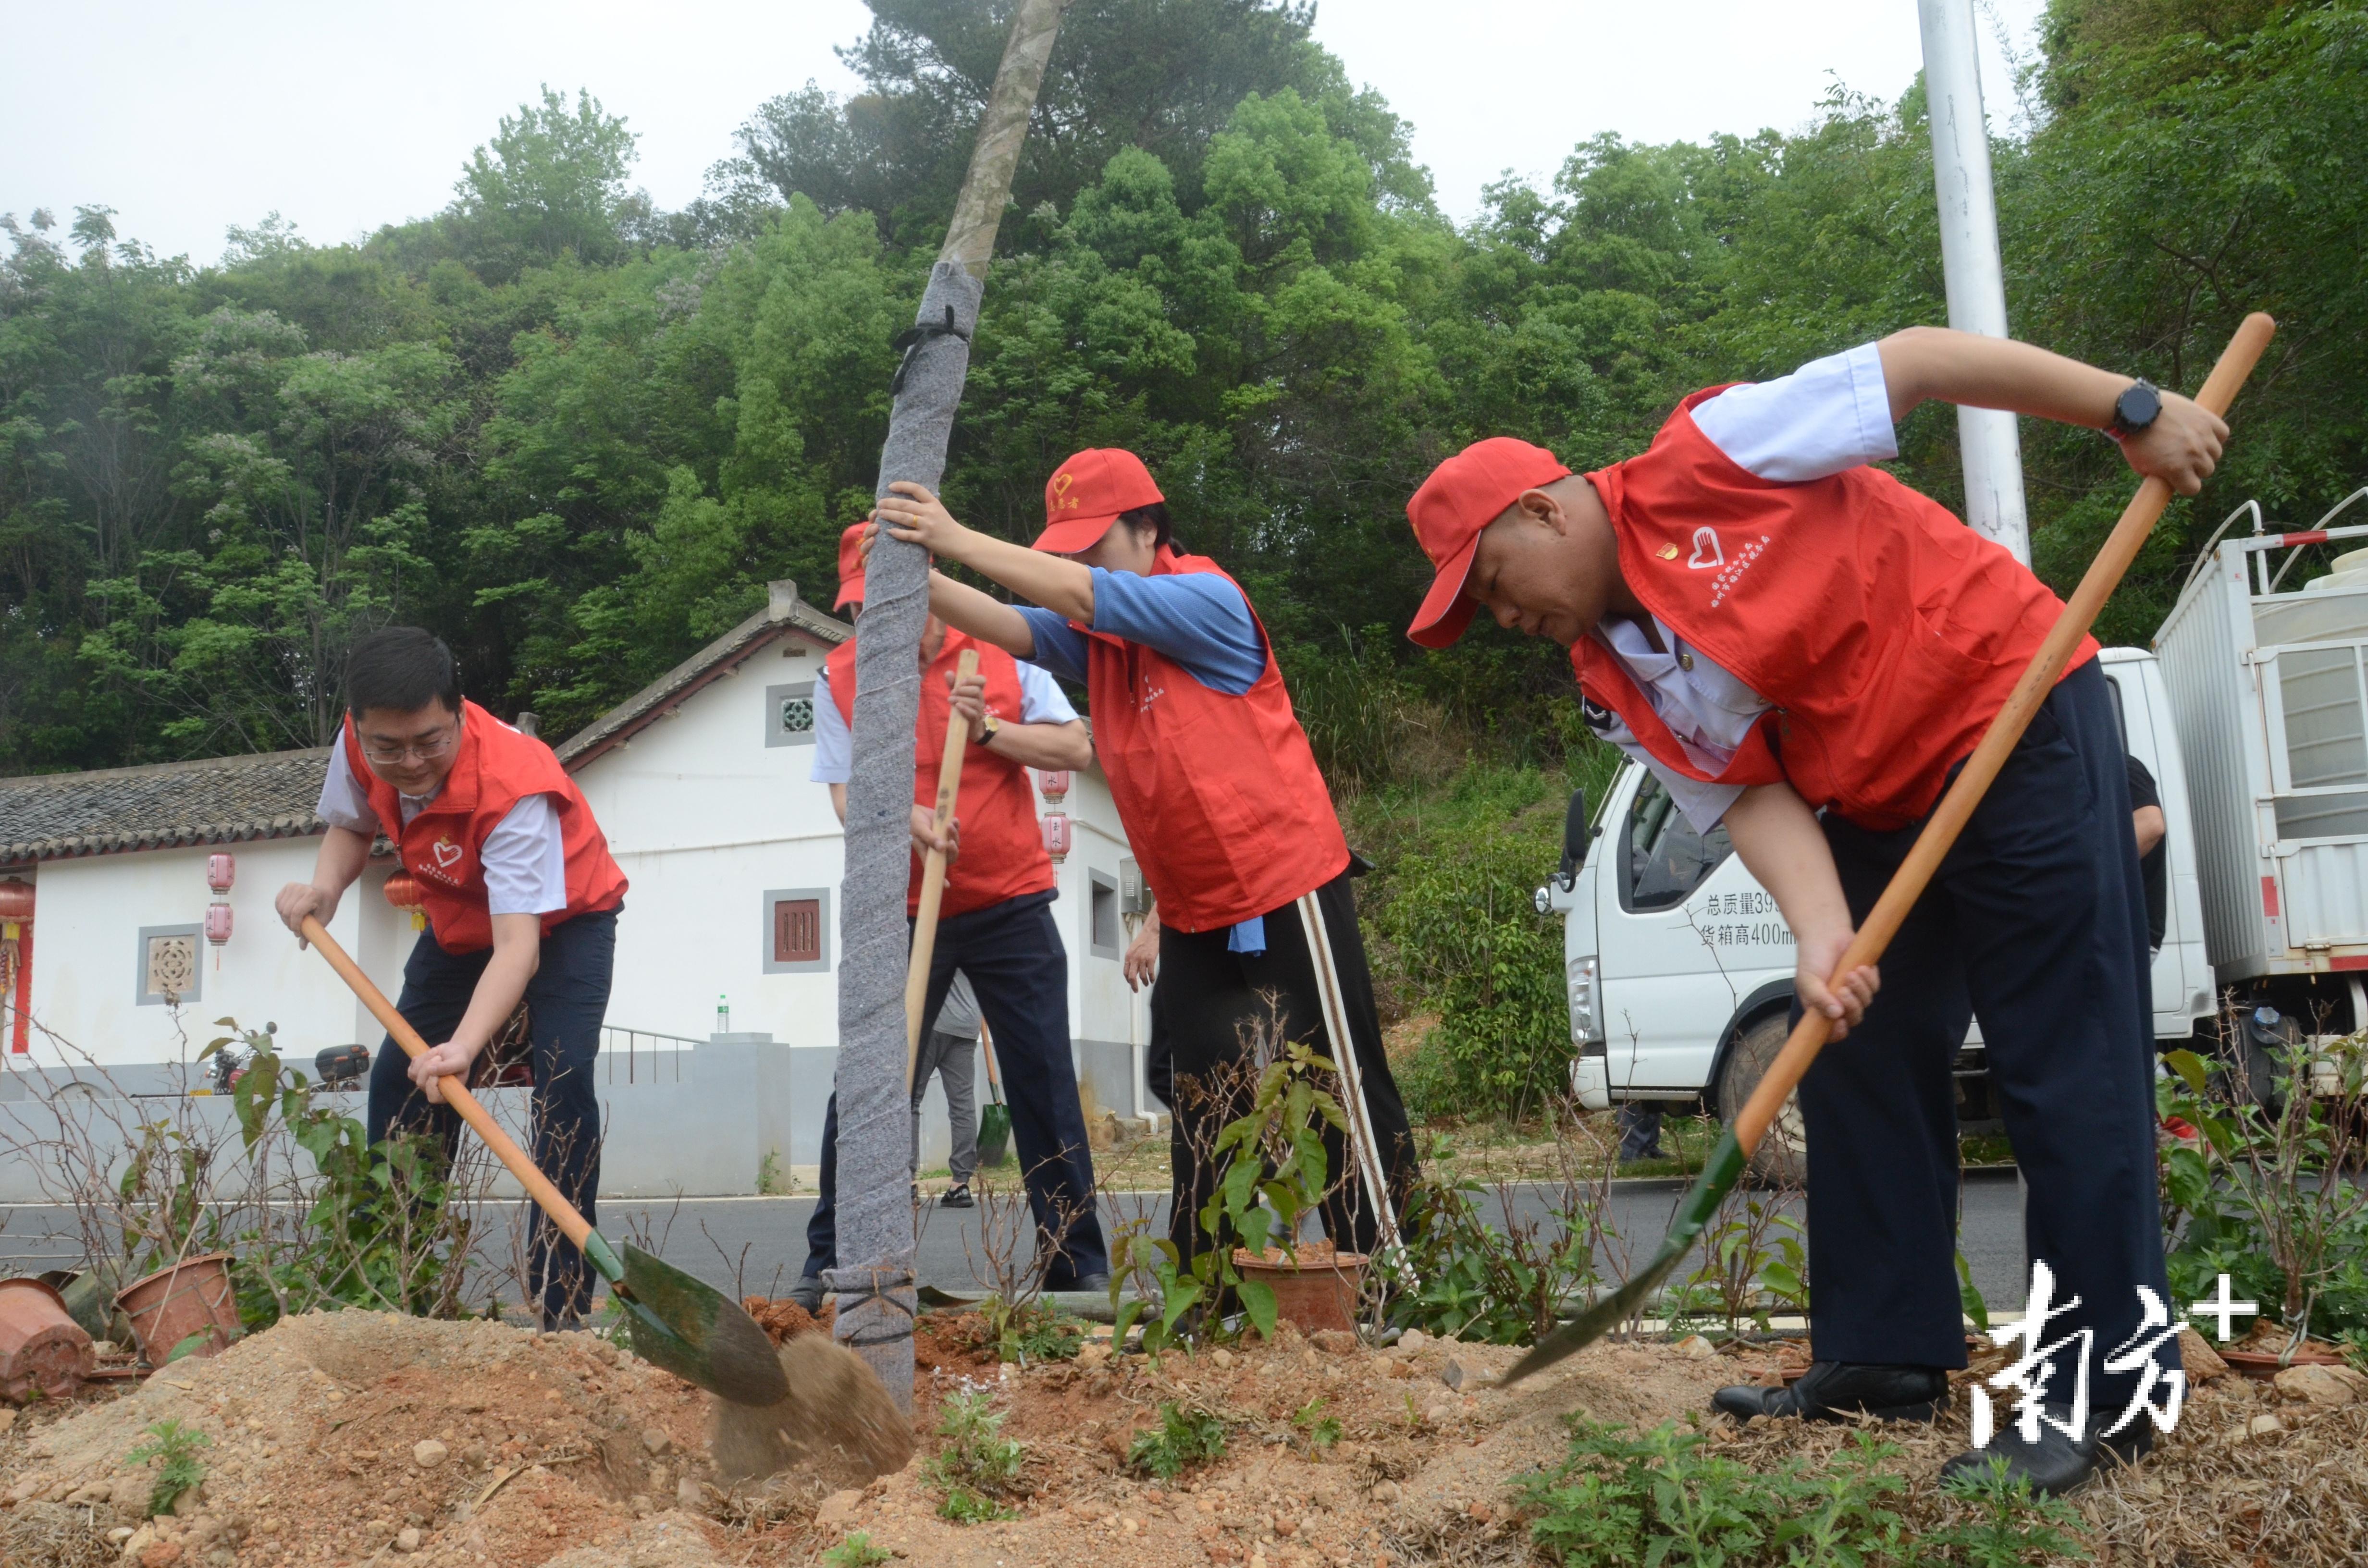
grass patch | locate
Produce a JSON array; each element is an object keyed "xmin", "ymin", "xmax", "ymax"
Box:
[{"xmin": 1126, "ymin": 1401, "xmax": 1229, "ymax": 1480}]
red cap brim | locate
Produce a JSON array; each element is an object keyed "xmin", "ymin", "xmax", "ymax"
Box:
[
  {"xmin": 1406, "ymin": 535, "xmax": 1483, "ymax": 648},
  {"xmin": 833, "ymin": 574, "xmax": 863, "ymax": 610},
  {"xmin": 1032, "ymin": 513, "xmax": 1120, "ymax": 554}
]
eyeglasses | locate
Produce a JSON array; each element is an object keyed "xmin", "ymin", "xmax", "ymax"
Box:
[{"xmin": 359, "ymin": 724, "xmax": 459, "ymax": 766}]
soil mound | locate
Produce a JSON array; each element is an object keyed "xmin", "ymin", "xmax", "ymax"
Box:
[{"xmin": 1, "ymin": 1310, "xmax": 718, "ymax": 1568}]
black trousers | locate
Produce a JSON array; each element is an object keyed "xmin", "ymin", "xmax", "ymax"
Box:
[
  {"xmin": 802, "ymin": 891, "xmax": 1109, "ymax": 1287},
  {"xmin": 1150, "ymin": 867, "xmax": 1419, "ymax": 1266},
  {"xmin": 1799, "ymin": 661, "xmax": 2173, "ymax": 1406},
  {"xmin": 368, "ymin": 906, "xmax": 616, "ymax": 1328}
]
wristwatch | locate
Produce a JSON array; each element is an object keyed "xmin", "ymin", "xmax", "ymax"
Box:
[
  {"xmin": 975, "ymin": 711, "xmax": 1001, "ymax": 746},
  {"xmin": 2109, "ymin": 378, "xmax": 2161, "ymax": 439}
]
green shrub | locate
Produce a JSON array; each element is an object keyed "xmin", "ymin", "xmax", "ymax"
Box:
[
  {"xmin": 124, "ymin": 1420, "xmax": 210, "ymax": 1518},
  {"xmin": 925, "ymin": 1391, "xmax": 1027, "ymax": 1522},
  {"xmin": 1125, "ymin": 1402, "xmax": 1229, "ymax": 1480},
  {"xmin": 820, "ymin": 1532, "xmax": 892, "ymax": 1567}
]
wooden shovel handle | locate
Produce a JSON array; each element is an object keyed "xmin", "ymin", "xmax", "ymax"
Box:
[
  {"xmin": 907, "ymin": 648, "xmax": 982, "ymax": 1088},
  {"xmin": 1735, "ymin": 313, "xmax": 2278, "ymax": 1154},
  {"xmin": 301, "ymin": 915, "xmax": 593, "ymax": 1251}
]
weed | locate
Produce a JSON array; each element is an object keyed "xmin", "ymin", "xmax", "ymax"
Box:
[
  {"xmin": 1931, "ymin": 1455, "xmax": 2093, "ymax": 1566},
  {"xmin": 124, "ymin": 1419, "xmax": 210, "ymax": 1517},
  {"xmin": 988, "ymin": 1299, "xmax": 1085, "ymax": 1365},
  {"xmin": 755, "ymin": 1150, "xmax": 784, "ymax": 1196},
  {"xmin": 820, "ymin": 1532, "xmax": 892, "ymax": 1567},
  {"xmin": 1126, "ymin": 1402, "xmax": 1229, "ymax": 1480},
  {"xmin": 1291, "ymin": 1395, "xmax": 1341, "ymax": 1454},
  {"xmin": 1677, "ymin": 1185, "xmax": 1807, "ymax": 1337},
  {"xmin": 925, "ymin": 1392, "xmax": 1027, "ymax": 1524}
]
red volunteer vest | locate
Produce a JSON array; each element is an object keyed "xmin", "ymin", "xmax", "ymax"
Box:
[
  {"xmin": 343, "ymin": 699, "xmax": 628, "ymax": 952},
  {"xmin": 1077, "ymin": 550, "xmax": 1348, "ymax": 932},
  {"xmin": 1574, "ymin": 389, "xmax": 2098, "ymax": 831},
  {"xmin": 825, "ymin": 631, "xmax": 1057, "ymax": 919}
]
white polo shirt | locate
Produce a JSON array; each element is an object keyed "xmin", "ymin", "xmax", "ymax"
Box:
[
  {"xmin": 317, "ymin": 729, "xmax": 568, "ymax": 917},
  {"xmin": 809, "ymin": 661, "xmax": 1079, "ymax": 785}
]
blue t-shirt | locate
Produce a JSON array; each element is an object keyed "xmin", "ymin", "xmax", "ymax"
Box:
[{"xmin": 1016, "ymin": 567, "xmax": 1273, "ymax": 952}]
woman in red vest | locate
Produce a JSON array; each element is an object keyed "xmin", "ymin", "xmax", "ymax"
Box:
[
  {"xmin": 874, "ymin": 453, "xmax": 1420, "ymax": 1274},
  {"xmin": 789, "ymin": 526, "xmax": 1109, "ymax": 1311},
  {"xmin": 1405, "ymin": 328, "xmax": 2225, "ymax": 1495},
  {"xmin": 273, "ymin": 627, "xmax": 627, "ymax": 1330}
]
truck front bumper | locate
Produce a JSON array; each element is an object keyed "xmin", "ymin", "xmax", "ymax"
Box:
[{"xmin": 1569, "ymin": 1051, "xmax": 1611, "ymax": 1111}]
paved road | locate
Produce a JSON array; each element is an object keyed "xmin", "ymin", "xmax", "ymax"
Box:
[{"xmin": 0, "ymin": 1169, "xmax": 2031, "ymax": 1315}]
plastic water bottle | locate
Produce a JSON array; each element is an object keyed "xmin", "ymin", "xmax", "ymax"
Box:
[{"xmin": 716, "ymin": 994, "xmax": 730, "ymax": 1035}]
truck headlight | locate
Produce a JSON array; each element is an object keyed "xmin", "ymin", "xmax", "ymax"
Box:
[{"xmin": 1568, "ymin": 954, "xmax": 1602, "ymax": 1045}]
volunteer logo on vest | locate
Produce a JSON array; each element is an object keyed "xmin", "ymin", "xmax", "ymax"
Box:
[
  {"xmin": 1686, "ymin": 527, "xmax": 1724, "ymax": 569},
  {"xmin": 419, "ymin": 833, "xmax": 469, "ymax": 886},
  {"xmin": 1709, "ymin": 536, "xmax": 1772, "ymax": 610},
  {"xmin": 1137, "ymin": 677, "xmax": 1167, "ymax": 710}
]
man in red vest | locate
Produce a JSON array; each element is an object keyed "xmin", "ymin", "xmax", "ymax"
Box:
[
  {"xmin": 1405, "ymin": 329, "xmax": 2226, "ymax": 1494},
  {"xmin": 873, "ymin": 454, "xmax": 1420, "ymax": 1279},
  {"xmin": 789, "ymin": 525, "xmax": 1109, "ymax": 1311},
  {"xmin": 274, "ymin": 627, "xmax": 628, "ymax": 1330}
]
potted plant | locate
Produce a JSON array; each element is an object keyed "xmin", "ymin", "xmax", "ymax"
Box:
[{"xmin": 1210, "ymin": 1039, "xmax": 1363, "ymax": 1337}]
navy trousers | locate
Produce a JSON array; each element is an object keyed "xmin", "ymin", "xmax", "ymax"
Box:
[
  {"xmin": 1799, "ymin": 661, "xmax": 2173, "ymax": 1407},
  {"xmin": 368, "ymin": 907, "xmax": 615, "ymax": 1328},
  {"xmin": 802, "ymin": 891, "xmax": 1109, "ymax": 1287}
]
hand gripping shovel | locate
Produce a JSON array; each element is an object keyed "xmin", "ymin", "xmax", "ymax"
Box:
[
  {"xmin": 1503, "ymin": 313, "xmax": 2277, "ymax": 1387},
  {"xmin": 301, "ymin": 917, "xmax": 788, "ymax": 1406}
]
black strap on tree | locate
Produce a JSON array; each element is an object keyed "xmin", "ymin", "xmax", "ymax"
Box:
[
  {"xmin": 890, "ymin": 306, "xmax": 972, "ymax": 397},
  {"xmin": 824, "ymin": 1264, "xmax": 916, "ymax": 1348}
]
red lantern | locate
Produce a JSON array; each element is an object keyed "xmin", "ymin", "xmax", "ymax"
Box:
[
  {"xmin": 383, "ymin": 871, "xmax": 427, "ymax": 932},
  {"xmin": 1037, "ymin": 770, "xmax": 1072, "ymax": 801},
  {"xmin": 1041, "ymin": 813, "xmax": 1072, "ymax": 863},
  {"xmin": 205, "ymin": 853, "xmax": 235, "ymax": 894},
  {"xmin": 204, "ymin": 903, "xmax": 233, "ymax": 967},
  {"xmin": 0, "ymin": 881, "xmax": 30, "ymax": 929},
  {"xmin": 0, "ymin": 881, "xmax": 28, "ymax": 1055}
]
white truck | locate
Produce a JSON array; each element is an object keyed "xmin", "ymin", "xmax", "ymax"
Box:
[{"xmin": 1540, "ymin": 493, "xmax": 2368, "ymax": 1179}]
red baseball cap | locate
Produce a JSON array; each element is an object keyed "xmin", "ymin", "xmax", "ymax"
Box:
[
  {"xmin": 834, "ymin": 522, "xmax": 869, "ymax": 609},
  {"xmin": 1033, "ymin": 448, "xmax": 1165, "ymax": 554},
  {"xmin": 1405, "ymin": 437, "xmax": 1571, "ymax": 647}
]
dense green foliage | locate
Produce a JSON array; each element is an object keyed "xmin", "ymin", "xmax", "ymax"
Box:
[{"xmin": 8, "ymin": 0, "xmax": 2363, "ymax": 775}]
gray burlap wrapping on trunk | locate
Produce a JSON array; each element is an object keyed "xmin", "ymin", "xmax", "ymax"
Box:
[{"xmin": 833, "ymin": 260, "xmax": 985, "ymax": 1412}]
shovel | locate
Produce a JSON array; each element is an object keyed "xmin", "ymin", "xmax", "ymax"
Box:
[
  {"xmin": 300, "ymin": 917, "xmax": 788, "ymax": 1407},
  {"xmin": 976, "ymin": 1020, "xmax": 1012, "ymax": 1168},
  {"xmin": 1503, "ymin": 313, "xmax": 2277, "ymax": 1387},
  {"xmin": 907, "ymin": 649, "xmax": 983, "ymax": 1088}
]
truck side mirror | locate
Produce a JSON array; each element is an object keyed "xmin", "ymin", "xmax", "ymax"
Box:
[{"xmin": 1558, "ymin": 788, "xmax": 1591, "ymax": 888}]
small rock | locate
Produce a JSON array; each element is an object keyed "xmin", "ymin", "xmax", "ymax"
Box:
[
  {"xmin": 137, "ymin": 1544, "xmax": 183, "ymax": 1568},
  {"xmin": 1078, "ymin": 1341, "xmax": 1111, "ymax": 1367},
  {"xmin": 323, "ymin": 1390, "xmax": 343, "ymax": 1404},
  {"xmin": 1311, "ymin": 1485, "xmax": 1337, "ymax": 1510},
  {"xmin": 2247, "ymin": 1413, "xmax": 2286, "ymax": 1436},
  {"xmin": 109, "ymin": 1529, "xmax": 136, "ymax": 1546},
  {"xmin": 1272, "ymin": 1517, "xmax": 1295, "ymax": 1537},
  {"xmin": 1674, "ymin": 1334, "xmax": 1717, "ymax": 1359},
  {"xmin": 1440, "ymin": 1357, "xmax": 1474, "ymax": 1391},
  {"xmin": 68, "ymin": 1481, "xmax": 114, "ymax": 1506},
  {"xmin": 1467, "ymin": 1501, "xmax": 1494, "ymax": 1524},
  {"xmin": 1211, "ymin": 1348, "xmax": 1233, "ymax": 1370},
  {"xmin": 1310, "ymin": 1329, "xmax": 1358, "ymax": 1354},
  {"xmin": 1423, "ymin": 1402, "xmax": 1455, "ymax": 1426},
  {"xmin": 412, "ymin": 1440, "xmax": 449, "ymax": 1469},
  {"xmin": 1383, "ymin": 1359, "xmax": 1413, "ymax": 1380},
  {"xmin": 1369, "ymin": 1481, "xmax": 1402, "ymax": 1506},
  {"xmin": 122, "ymin": 1524, "xmax": 156, "ymax": 1561},
  {"xmin": 395, "ymin": 1527, "xmax": 422, "ymax": 1553},
  {"xmin": 2175, "ymin": 1326, "xmax": 2229, "ymax": 1382},
  {"xmin": 2273, "ymin": 1363, "xmax": 2358, "ymax": 1407},
  {"xmin": 816, "ymin": 1489, "xmax": 863, "ymax": 1528},
  {"xmin": 677, "ymin": 1475, "xmax": 704, "ymax": 1509},
  {"xmin": 1399, "ymin": 1329, "xmax": 1427, "ymax": 1352},
  {"xmin": 640, "ymin": 1427, "xmax": 671, "ymax": 1457}
]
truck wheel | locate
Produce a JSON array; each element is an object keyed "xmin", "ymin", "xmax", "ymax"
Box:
[{"xmin": 1718, "ymin": 1012, "xmax": 1809, "ymax": 1188}]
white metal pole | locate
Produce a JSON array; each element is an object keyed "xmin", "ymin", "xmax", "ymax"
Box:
[{"xmin": 1919, "ymin": 0, "xmax": 2032, "ymax": 567}]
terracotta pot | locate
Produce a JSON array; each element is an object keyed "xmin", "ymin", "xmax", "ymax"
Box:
[
  {"xmin": 2221, "ymin": 1339, "xmax": 2346, "ymax": 1379},
  {"xmin": 114, "ymin": 1253, "xmax": 240, "ymax": 1365},
  {"xmin": 1232, "ymin": 1247, "xmax": 1366, "ymax": 1336},
  {"xmin": 0, "ymin": 1277, "xmax": 95, "ymax": 1402}
]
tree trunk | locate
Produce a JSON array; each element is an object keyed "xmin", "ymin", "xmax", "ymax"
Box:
[{"xmin": 829, "ymin": 0, "xmax": 1069, "ymax": 1415}]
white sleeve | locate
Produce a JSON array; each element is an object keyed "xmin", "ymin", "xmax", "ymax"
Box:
[
  {"xmin": 810, "ymin": 687, "xmax": 851, "ymax": 784},
  {"xmin": 1586, "ymin": 703, "xmax": 1745, "ymax": 834},
  {"xmin": 1690, "ymin": 342, "xmax": 1897, "ymax": 482},
  {"xmin": 315, "ymin": 743, "xmax": 379, "ymax": 833},
  {"xmin": 481, "ymin": 794, "xmax": 568, "ymax": 917},
  {"xmin": 1014, "ymin": 662, "xmax": 1079, "ymax": 725}
]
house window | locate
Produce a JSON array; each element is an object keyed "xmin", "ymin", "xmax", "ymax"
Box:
[
  {"xmin": 136, "ymin": 924, "xmax": 202, "ymax": 1006},
  {"xmin": 761, "ymin": 888, "xmax": 831, "ymax": 973},
  {"xmin": 1088, "ymin": 870, "xmax": 1121, "ymax": 959},
  {"xmin": 765, "ymin": 682, "xmax": 819, "ymax": 748}
]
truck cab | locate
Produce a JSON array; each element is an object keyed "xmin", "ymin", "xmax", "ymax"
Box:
[{"xmin": 1540, "ymin": 648, "xmax": 2216, "ymax": 1180}]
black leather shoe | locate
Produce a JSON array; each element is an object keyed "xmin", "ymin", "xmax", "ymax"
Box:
[
  {"xmin": 938, "ymin": 1183, "xmax": 974, "ymax": 1209},
  {"xmin": 1939, "ymin": 1403, "xmax": 2154, "ymax": 1498},
  {"xmin": 787, "ymin": 1275, "xmax": 824, "ymax": 1313},
  {"xmin": 1713, "ymin": 1360, "xmax": 1950, "ymax": 1423}
]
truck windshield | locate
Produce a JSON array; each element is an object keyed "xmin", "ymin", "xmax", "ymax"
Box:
[{"xmin": 1624, "ymin": 772, "xmax": 1735, "ymax": 912}]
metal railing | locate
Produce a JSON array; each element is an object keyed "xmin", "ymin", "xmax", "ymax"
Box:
[{"xmin": 598, "ymin": 1026, "xmax": 701, "ymax": 1086}]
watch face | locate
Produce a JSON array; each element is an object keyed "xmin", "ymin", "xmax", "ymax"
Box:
[{"xmin": 2119, "ymin": 381, "xmax": 2161, "ymax": 430}]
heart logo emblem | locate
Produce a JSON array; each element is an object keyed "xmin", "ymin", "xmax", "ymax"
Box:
[
  {"xmin": 1686, "ymin": 527, "xmax": 1724, "ymax": 570},
  {"xmin": 431, "ymin": 838, "xmax": 463, "ymax": 871}
]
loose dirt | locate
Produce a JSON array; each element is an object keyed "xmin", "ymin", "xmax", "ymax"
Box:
[{"xmin": 1, "ymin": 1303, "xmax": 2362, "ymax": 1566}]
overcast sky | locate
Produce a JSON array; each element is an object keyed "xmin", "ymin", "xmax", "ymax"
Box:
[{"xmin": 2, "ymin": 0, "xmax": 2048, "ymax": 267}]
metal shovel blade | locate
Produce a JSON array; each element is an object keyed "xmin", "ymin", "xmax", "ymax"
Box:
[
  {"xmin": 1500, "ymin": 1127, "xmax": 1749, "ymax": 1386},
  {"xmin": 604, "ymin": 1239, "xmax": 789, "ymax": 1407}
]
